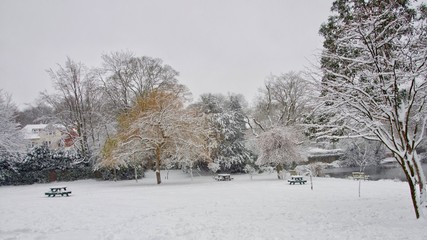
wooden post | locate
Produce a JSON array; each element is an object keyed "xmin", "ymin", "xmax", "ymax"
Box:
[{"xmin": 310, "ymin": 174, "xmax": 313, "ymax": 191}]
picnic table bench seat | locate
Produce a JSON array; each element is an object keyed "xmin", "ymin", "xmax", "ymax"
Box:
[
  {"xmin": 45, "ymin": 191, "xmax": 72, "ymax": 197},
  {"xmin": 45, "ymin": 186, "xmax": 72, "ymax": 197}
]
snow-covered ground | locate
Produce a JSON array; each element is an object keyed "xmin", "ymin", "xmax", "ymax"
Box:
[{"xmin": 1, "ymin": 171, "xmax": 426, "ymax": 240}]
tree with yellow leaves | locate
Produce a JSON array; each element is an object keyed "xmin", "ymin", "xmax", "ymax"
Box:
[{"xmin": 100, "ymin": 87, "xmax": 215, "ymax": 184}]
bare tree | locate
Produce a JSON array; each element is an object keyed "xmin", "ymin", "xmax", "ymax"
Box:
[
  {"xmin": 43, "ymin": 57, "xmax": 101, "ymax": 160},
  {"xmin": 98, "ymin": 51, "xmax": 134, "ymax": 112},
  {"xmin": 15, "ymin": 100, "xmax": 54, "ymax": 126},
  {"xmin": 341, "ymin": 139, "xmax": 380, "ymax": 197},
  {"xmin": 340, "ymin": 139, "xmax": 384, "ymax": 172},
  {"xmin": 252, "ymin": 72, "xmax": 316, "ymax": 131},
  {"xmin": 246, "ymin": 73, "xmax": 313, "ymax": 178},
  {"xmin": 99, "ymin": 51, "xmax": 182, "ymax": 114}
]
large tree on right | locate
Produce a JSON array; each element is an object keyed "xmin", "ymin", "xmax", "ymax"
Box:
[{"xmin": 319, "ymin": 0, "xmax": 427, "ymax": 218}]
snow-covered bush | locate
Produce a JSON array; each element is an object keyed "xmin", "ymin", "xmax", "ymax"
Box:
[
  {"xmin": 243, "ymin": 164, "xmax": 258, "ymax": 180},
  {"xmin": 259, "ymin": 166, "xmax": 275, "ymax": 174},
  {"xmin": 243, "ymin": 164, "xmax": 257, "ymax": 175},
  {"xmin": 308, "ymin": 163, "xmax": 324, "ymax": 177},
  {"xmin": 0, "ymin": 146, "xmax": 97, "ymax": 185},
  {"xmin": 253, "ymin": 127, "xmax": 304, "ymax": 179},
  {"xmin": 295, "ymin": 162, "xmax": 325, "ymax": 177},
  {"xmin": 0, "ymin": 153, "xmax": 20, "ymax": 185},
  {"xmin": 208, "ymin": 162, "xmax": 221, "ymax": 173}
]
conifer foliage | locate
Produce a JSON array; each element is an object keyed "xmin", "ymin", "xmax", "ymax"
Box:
[{"xmin": 197, "ymin": 94, "xmax": 254, "ymax": 172}]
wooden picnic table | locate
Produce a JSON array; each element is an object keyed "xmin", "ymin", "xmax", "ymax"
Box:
[
  {"xmin": 352, "ymin": 172, "xmax": 369, "ymax": 180},
  {"xmin": 215, "ymin": 174, "xmax": 233, "ymax": 181},
  {"xmin": 45, "ymin": 186, "xmax": 72, "ymax": 197},
  {"xmin": 288, "ymin": 175, "xmax": 307, "ymax": 185}
]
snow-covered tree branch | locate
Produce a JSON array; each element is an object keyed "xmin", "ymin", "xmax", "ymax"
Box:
[
  {"xmin": 251, "ymin": 72, "xmax": 317, "ymax": 133},
  {"xmin": 0, "ymin": 90, "xmax": 24, "ymax": 155},
  {"xmin": 318, "ymin": 0, "xmax": 427, "ymax": 218}
]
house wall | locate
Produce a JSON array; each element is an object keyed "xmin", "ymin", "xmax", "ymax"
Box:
[
  {"xmin": 24, "ymin": 125, "xmax": 64, "ymax": 150},
  {"xmin": 38, "ymin": 128, "xmax": 63, "ymax": 149},
  {"xmin": 307, "ymin": 154, "xmax": 342, "ymax": 163}
]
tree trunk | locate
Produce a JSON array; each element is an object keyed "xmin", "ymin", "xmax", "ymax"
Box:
[
  {"xmin": 155, "ymin": 147, "xmax": 162, "ymax": 184},
  {"xmin": 310, "ymin": 174, "xmax": 313, "ymax": 191},
  {"xmin": 398, "ymin": 151, "xmax": 426, "ymax": 219},
  {"xmin": 276, "ymin": 164, "xmax": 283, "ymax": 180},
  {"xmin": 190, "ymin": 167, "xmax": 193, "ymax": 181},
  {"xmin": 402, "ymin": 164, "xmax": 420, "ymax": 219},
  {"xmin": 48, "ymin": 170, "xmax": 57, "ymax": 182}
]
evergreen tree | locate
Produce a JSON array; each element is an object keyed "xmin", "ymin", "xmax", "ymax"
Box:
[{"xmin": 198, "ymin": 93, "xmax": 254, "ymax": 172}]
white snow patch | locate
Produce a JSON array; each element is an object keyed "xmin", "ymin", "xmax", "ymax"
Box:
[
  {"xmin": 380, "ymin": 157, "xmax": 397, "ymax": 165},
  {"xmin": 307, "ymin": 147, "xmax": 343, "ymax": 156},
  {"xmin": 0, "ymin": 171, "xmax": 426, "ymax": 240}
]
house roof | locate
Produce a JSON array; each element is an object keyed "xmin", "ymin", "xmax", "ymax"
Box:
[
  {"xmin": 21, "ymin": 124, "xmax": 65, "ymax": 140},
  {"xmin": 21, "ymin": 124, "xmax": 46, "ymax": 140}
]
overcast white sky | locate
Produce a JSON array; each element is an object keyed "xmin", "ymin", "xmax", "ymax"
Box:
[{"xmin": 0, "ymin": 0, "xmax": 333, "ymax": 109}]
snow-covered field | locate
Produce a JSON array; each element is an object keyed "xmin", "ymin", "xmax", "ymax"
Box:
[{"xmin": 1, "ymin": 171, "xmax": 426, "ymax": 240}]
